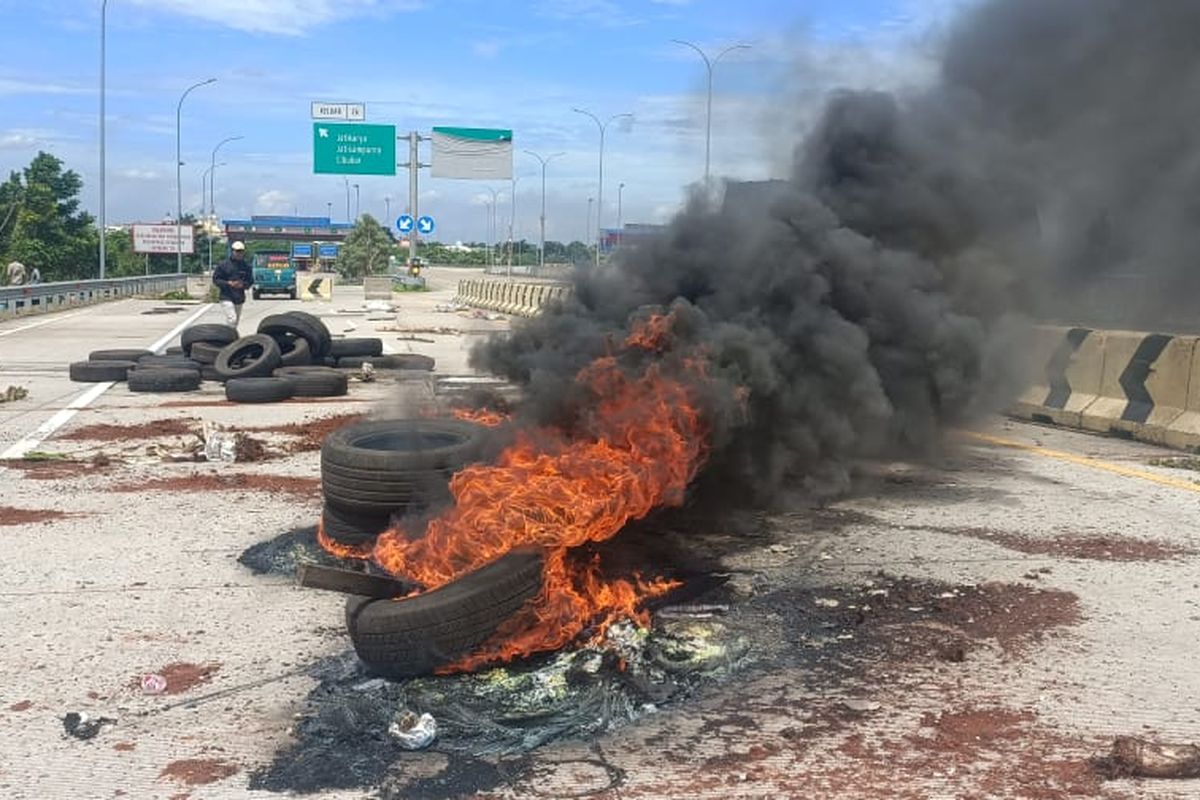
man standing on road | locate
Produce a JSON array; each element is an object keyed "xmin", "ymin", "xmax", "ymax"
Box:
[
  {"xmin": 6, "ymin": 260, "xmax": 26, "ymax": 286},
  {"xmin": 212, "ymin": 241, "xmax": 254, "ymax": 329}
]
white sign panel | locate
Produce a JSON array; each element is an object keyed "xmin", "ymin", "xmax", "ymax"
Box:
[
  {"xmin": 311, "ymin": 102, "xmax": 366, "ymax": 121},
  {"xmin": 132, "ymin": 224, "xmax": 195, "ymax": 255}
]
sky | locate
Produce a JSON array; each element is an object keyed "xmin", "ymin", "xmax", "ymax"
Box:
[{"xmin": 0, "ymin": 0, "xmax": 968, "ymax": 245}]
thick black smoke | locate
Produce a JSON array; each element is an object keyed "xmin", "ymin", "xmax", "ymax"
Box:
[{"xmin": 470, "ymin": 0, "xmax": 1197, "ymax": 502}]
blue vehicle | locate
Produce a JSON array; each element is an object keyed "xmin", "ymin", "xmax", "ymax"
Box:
[{"xmin": 251, "ymin": 251, "xmax": 297, "ymax": 300}]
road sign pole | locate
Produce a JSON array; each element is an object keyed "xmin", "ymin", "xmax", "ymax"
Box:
[{"xmin": 409, "ymin": 132, "xmax": 419, "ymax": 265}]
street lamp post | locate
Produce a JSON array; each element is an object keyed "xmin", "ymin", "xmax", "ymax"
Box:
[
  {"xmin": 586, "ymin": 197, "xmax": 593, "ymax": 252},
  {"xmin": 202, "ymin": 162, "xmax": 224, "ymax": 274},
  {"xmin": 207, "ymin": 135, "xmax": 241, "ymax": 272},
  {"xmin": 573, "ymin": 107, "xmax": 632, "ymax": 268},
  {"xmin": 343, "ymin": 178, "xmax": 351, "ymax": 222},
  {"xmin": 507, "ymin": 176, "xmax": 522, "ymax": 276},
  {"xmin": 524, "ymin": 150, "xmax": 564, "ymax": 270},
  {"xmin": 671, "ymin": 39, "xmax": 750, "ymax": 187},
  {"xmin": 486, "ymin": 187, "xmax": 500, "ymax": 271},
  {"xmin": 176, "ymin": 77, "xmax": 216, "ymax": 274},
  {"xmin": 326, "ymin": 201, "xmax": 332, "ymax": 220},
  {"xmin": 617, "ymin": 181, "xmax": 625, "ymax": 251},
  {"xmin": 353, "ymin": 183, "xmax": 360, "ymax": 219},
  {"xmin": 385, "ymin": 196, "xmax": 391, "ymax": 223},
  {"xmin": 99, "ymin": 0, "xmax": 108, "ymax": 279}
]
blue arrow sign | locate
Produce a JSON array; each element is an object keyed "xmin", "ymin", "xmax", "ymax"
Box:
[
  {"xmin": 417, "ymin": 215, "xmax": 436, "ymax": 235},
  {"xmin": 395, "ymin": 214, "xmax": 415, "ymax": 233}
]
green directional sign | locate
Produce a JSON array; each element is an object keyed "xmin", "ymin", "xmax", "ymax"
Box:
[{"xmin": 313, "ymin": 122, "xmax": 396, "ymax": 175}]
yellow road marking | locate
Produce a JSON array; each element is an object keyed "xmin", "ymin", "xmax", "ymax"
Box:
[{"xmin": 960, "ymin": 430, "xmax": 1200, "ymax": 494}]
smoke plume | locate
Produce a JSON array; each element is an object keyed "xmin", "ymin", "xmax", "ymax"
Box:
[{"xmin": 471, "ymin": 0, "xmax": 1196, "ymax": 502}]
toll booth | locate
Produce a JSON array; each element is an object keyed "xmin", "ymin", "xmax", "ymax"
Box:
[{"xmin": 291, "ymin": 242, "xmax": 341, "ymax": 272}]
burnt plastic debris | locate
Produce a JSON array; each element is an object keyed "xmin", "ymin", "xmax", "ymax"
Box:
[
  {"xmin": 389, "ymin": 709, "xmax": 437, "ymax": 749},
  {"xmin": 63, "ymin": 711, "xmax": 116, "ymax": 740}
]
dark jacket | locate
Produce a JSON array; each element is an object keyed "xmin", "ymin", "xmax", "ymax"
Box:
[{"xmin": 213, "ymin": 256, "xmax": 254, "ymax": 304}]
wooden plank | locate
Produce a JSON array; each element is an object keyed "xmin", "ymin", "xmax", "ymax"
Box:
[{"xmin": 296, "ymin": 563, "xmax": 417, "ymax": 598}]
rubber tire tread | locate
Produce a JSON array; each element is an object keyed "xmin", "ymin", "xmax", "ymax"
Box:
[
  {"xmin": 321, "ymin": 419, "xmax": 484, "ymax": 474},
  {"xmin": 282, "ymin": 310, "xmax": 332, "ymax": 349},
  {"xmin": 345, "ymin": 548, "xmax": 545, "ymax": 678},
  {"xmin": 137, "ymin": 355, "xmax": 203, "ymax": 370},
  {"xmin": 70, "ymin": 360, "xmax": 136, "ymax": 382},
  {"xmin": 330, "ymin": 338, "xmax": 384, "ymax": 358},
  {"xmin": 214, "ymin": 334, "xmax": 282, "ymax": 381},
  {"xmin": 225, "ymin": 377, "xmax": 295, "ymax": 403},
  {"xmin": 89, "ymin": 348, "xmax": 152, "ymax": 362},
  {"xmin": 127, "ymin": 367, "xmax": 201, "ymax": 392},
  {"xmin": 188, "ymin": 342, "xmax": 222, "ymax": 365},
  {"xmin": 181, "ymin": 323, "xmax": 238, "ymax": 355},
  {"xmin": 200, "ymin": 365, "xmax": 223, "ymax": 383},
  {"xmin": 337, "ymin": 354, "xmax": 435, "ymax": 371},
  {"xmin": 272, "ymin": 366, "xmax": 347, "ymax": 397},
  {"xmin": 278, "ymin": 336, "xmax": 312, "ymax": 368},
  {"xmin": 258, "ymin": 313, "xmax": 330, "ymax": 359},
  {"xmin": 322, "ymin": 503, "xmax": 389, "ymax": 547}
]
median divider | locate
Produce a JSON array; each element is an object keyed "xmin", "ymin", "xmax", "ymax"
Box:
[{"xmin": 454, "ymin": 278, "xmax": 571, "ymax": 317}]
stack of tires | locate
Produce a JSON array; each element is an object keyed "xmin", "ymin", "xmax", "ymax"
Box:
[
  {"xmin": 319, "ymin": 418, "xmax": 486, "ymax": 548},
  {"xmin": 68, "ymin": 310, "xmax": 434, "ymax": 400},
  {"xmin": 320, "ymin": 417, "xmax": 545, "ymax": 679}
]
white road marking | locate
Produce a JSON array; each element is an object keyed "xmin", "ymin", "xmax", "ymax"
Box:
[
  {"xmin": 0, "ymin": 308, "xmax": 94, "ymax": 338},
  {"xmin": 0, "ymin": 303, "xmax": 214, "ymax": 459}
]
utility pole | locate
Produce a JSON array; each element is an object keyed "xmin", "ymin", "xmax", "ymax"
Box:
[
  {"xmin": 617, "ymin": 181, "xmax": 625, "ymax": 252},
  {"xmin": 99, "ymin": 0, "xmax": 108, "ymax": 279},
  {"xmin": 398, "ymin": 131, "xmax": 430, "ymax": 264},
  {"xmin": 343, "ymin": 178, "xmax": 351, "ymax": 222},
  {"xmin": 586, "ymin": 196, "xmax": 593, "ymax": 254},
  {"xmin": 573, "ymin": 107, "xmax": 632, "ymax": 268},
  {"xmin": 524, "ymin": 150, "xmax": 564, "ymax": 271},
  {"xmin": 385, "ymin": 196, "xmax": 391, "ymax": 223},
  {"xmin": 507, "ymin": 176, "xmax": 521, "ymax": 277},
  {"xmin": 353, "ymin": 183, "xmax": 360, "ymax": 219}
]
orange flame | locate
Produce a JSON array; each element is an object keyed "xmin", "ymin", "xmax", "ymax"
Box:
[
  {"xmin": 316, "ymin": 517, "xmax": 371, "ymax": 561},
  {"xmin": 325, "ymin": 312, "xmax": 711, "ymax": 670},
  {"xmin": 451, "ymin": 407, "xmax": 508, "ymax": 427}
]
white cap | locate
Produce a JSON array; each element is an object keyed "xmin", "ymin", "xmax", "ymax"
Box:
[{"xmin": 231, "ymin": 241, "xmax": 246, "ymax": 251}]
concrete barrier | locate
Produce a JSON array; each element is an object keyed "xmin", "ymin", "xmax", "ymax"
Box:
[
  {"xmin": 1020, "ymin": 328, "xmax": 1106, "ymax": 428},
  {"xmin": 363, "ymin": 276, "xmax": 392, "ymax": 300},
  {"xmin": 1079, "ymin": 332, "xmax": 1192, "ymax": 443},
  {"xmin": 453, "ymin": 278, "xmax": 572, "ymax": 317},
  {"xmin": 1010, "ymin": 326, "xmax": 1081, "ymax": 421}
]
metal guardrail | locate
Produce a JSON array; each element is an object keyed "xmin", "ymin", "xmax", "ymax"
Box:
[{"xmin": 0, "ymin": 274, "xmax": 189, "ymax": 320}]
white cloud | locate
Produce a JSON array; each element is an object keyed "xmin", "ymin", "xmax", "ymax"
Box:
[
  {"xmin": 255, "ymin": 189, "xmax": 295, "ymax": 213},
  {"xmin": 127, "ymin": 0, "xmax": 423, "ymax": 36},
  {"xmin": 472, "ymin": 39, "xmax": 503, "ymax": 59},
  {"xmin": 0, "ymin": 130, "xmax": 53, "ymax": 150},
  {"xmin": 0, "ymin": 77, "xmax": 88, "ymax": 97}
]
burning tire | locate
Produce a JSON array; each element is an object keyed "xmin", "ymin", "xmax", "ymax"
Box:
[
  {"xmin": 214, "ymin": 334, "xmax": 282, "ymax": 381},
  {"xmin": 322, "ymin": 502, "xmax": 389, "ymax": 547},
  {"xmin": 345, "ymin": 548, "xmax": 545, "ymax": 679},
  {"xmin": 69, "ymin": 360, "xmax": 137, "ymax": 382},
  {"xmin": 320, "ymin": 419, "xmax": 484, "ymax": 517},
  {"xmin": 330, "ymin": 337, "xmax": 384, "ymax": 358},
  {"xmin": 273, "ymin": 366, "xmax": 348, "ymax": 397},
  {"xmin": 181, "ymin": 323, "xmax": 238, "ymax": 355},
  {"xmin": 225, "ymin": 376, "xmax": 295, "ymax": 404},
  {"xmin": 337, "ymin": 354, "xmax": 435, "ymax": 371},
  {"xmin": 127, "ymin": 367, "xmax": 202, "ymax": 393}
]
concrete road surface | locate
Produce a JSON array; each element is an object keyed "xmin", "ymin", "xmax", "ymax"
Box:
[{"xmin": 1, "ymin": 270, "xmax": 1198, "ymax": 798}]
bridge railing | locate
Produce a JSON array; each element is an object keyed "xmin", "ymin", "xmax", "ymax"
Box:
[{"xmin": 0, "ymin": 274, "xmax": 189, "ymax": 321}]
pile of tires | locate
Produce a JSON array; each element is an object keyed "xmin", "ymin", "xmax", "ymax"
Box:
[
  {"xmin": 68, "ymin": 312, "xmax": 435, "ymax": 401},
  {"xmin": 320, "ymin": 418, "xmax": 486, "ymax": 547}
]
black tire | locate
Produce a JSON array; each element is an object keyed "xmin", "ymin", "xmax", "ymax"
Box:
[
  {"xmin": 321, "ymin": 419, "xmax": 484, "ymax": 515},
  {"xmin": 322, "ymin": 503, "xmax": 389, "ymax": 548},
  {"xmin": 89, "ymin": 348, "xmax": 152, "ymax": 362},
  {"xmin": 278, "ymin": 336, "xmax": 313, "ymax": 367},
  {"xmin": 330, "ymin": 338, "xmax": 384, "ymax": 358},
  {"xmin": 289, "ymin": 289, "xmax": 297, "ymax": 300},
  {"xmin": 225, "ymin": 376, "xmax": 295, "ymax": 403},
  {"xmin": 127, "ymin": 367, "xmax": 201, "ymax": 393},
  {"xmin": 345, "ymin": 548, "xmax": 545, "ymax": 679},
  {"xmin": 181, "ymin": 323, "xmax": 238, "ymax": 355},
  {"xmin": 69, "ymin": 360, "xmax": 137, "ymax": 382},
  {"xmin": 164, "ymin": 346, "xmax": 184, "ymax": 356},
  {"xmin": 189, "ymin": 341, "xmax": 223, "ymax": 365},
  {"xmin": 337, "ymin": 354, "xmax": 435, "ymax": 371},
  {"xmin": 135, "ymin": 355, "xmax": 204, "ymax": 370},
  {"xmin": 259, "ymin": 312, "xmax": 331, "ymax": 359},
  {"xmin": 214, "ymin": 334, "xmax": 282, "ymax": 381},
  {"xmin": 252, "ymin": 289, "xmax": 261, "ymax": 301},
  {"xmin": 273, "ymin": 366, "xmax": 348, "ymax": 397},
  {"xmin": 200, "ymin": 365, "xmax": 223, "ymax": 383}
]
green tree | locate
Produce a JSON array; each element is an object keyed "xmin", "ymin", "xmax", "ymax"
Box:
[
  {"xmin": 4, "ymin": 152, "xmax": 97, "ymax": 281},
  {"xmin": 337, "ymin": 214, "xmax": 394, "ymax": 278}
]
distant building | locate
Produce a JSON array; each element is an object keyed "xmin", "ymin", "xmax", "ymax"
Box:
[{"xmin": 600, "ymin": 223, "xmax": 666, "ymax": 252}]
